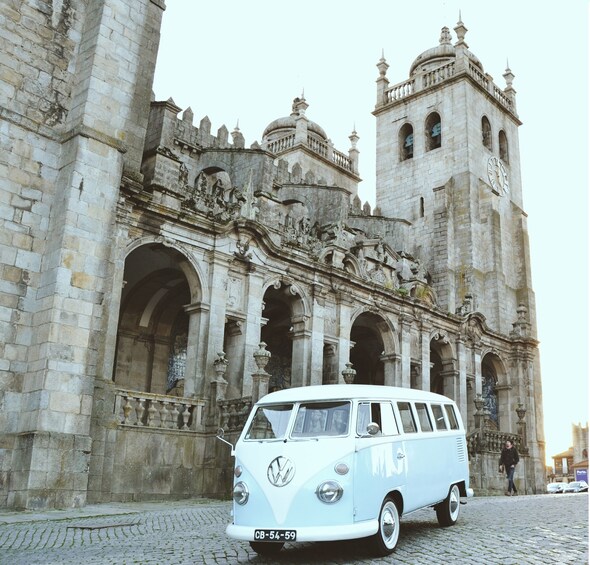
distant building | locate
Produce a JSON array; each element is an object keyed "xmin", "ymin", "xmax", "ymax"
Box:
[
  {"xmin": 550, "ymin": 423, "xmax": 588, "ymax": 483},
  {"xmin": 0, "ymin": 1, "xmax": 546, "ymax": 508},
  {"xmin": 572, "ymin": 423, "xmax": 588, "ymax": 482}
]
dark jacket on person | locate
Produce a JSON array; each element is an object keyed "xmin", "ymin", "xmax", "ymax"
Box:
[{"xmin": 499, "ymin": 445, "xmax": 520, "ymax": 468}]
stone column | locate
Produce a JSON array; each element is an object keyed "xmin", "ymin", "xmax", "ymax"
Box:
[
  {"xmin": 420, "ymin": 324, "xmax": 431, "ymax": 391},
  {"xmin": 183, "ymin": 303, "xmax": 209, "ymax": 398},
  {"xmin": 473, "ymin": 347, "xmax": 483, "ymax": 396},
  {"xmin": 291, "ymin": 316, "xmax": 311, "ymax": 388},
  {"xmin": 242, "ymin": 271, "xmax": 265, "ymax": 397},
  {"xmin": 399, "ymin": 315, "xmax": 413, "ymax": 388},
  {"xmin": 309, "ymin": 288, "xmax": 326, "ymax": 386},
  {"xmin": 202, "ymin": 254, "xmax": 230, "ymax": 397},
  {"xmin": 335, "ymin": 292, "xmax": 354, "ymax": 383},
  {"xmin": 456, "ymin": 337, "xmax": 468, "ymax": 424},
  {"xmin": 380, "ymin": 353, "xmax": 399, "ymax": 387}
]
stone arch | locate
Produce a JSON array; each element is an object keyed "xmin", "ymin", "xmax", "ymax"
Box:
[
  {"xmin": 122, "ymin": 236, "xmax": 206, "ymax": 304},
  {"xmin": 429, "ymin": 330, "xmax": 457, "ymax": 399},
  {"xmin": 498, "ymin": 129, "xmax": 509, "ymax": 163},
  {"xmin": 425, "ymin": 111, "xmax": 442, "ymax": 150},
  {"xmin": 481, "ymin": 350, "xmax": 510, "ymax": 429},
  {"xmin": 481, "ymin": 115, "xmax": 492, "ymax": 150},
  {"xmin": 261, "ymin": 278, "xmax": 310, "ymax": 390},
  {"xmin": 399, "ymin": 122, "xmax": 414, "ymax": 160},
  {"xmin": 113, "ymin": 242, "xmax": 203, "ymax": 396},
  {"xmin": 349, "ymin": 309, "xmax": 397, "ymax": 385}
]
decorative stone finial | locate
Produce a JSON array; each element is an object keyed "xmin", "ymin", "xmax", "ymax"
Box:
[
  {"xmin": 454, "ymin": 18, "xmax": 468, "ymax": 46},
  {"xmin": 376, "ymin": 51, "xmax": 389, "ymax": 77},
  {"xmin": 342, "ymin": 362, "xmax": 356, "ymax": 384},
  {"xmin": 439, "ymin": 26, "xmax": 452, "ymax": 45},
  {"xmin": 349, "ymin": 127, "xmax": 359, "ymax": 149},
  {"xmin": 292, "ymin": 96, "xmax": 309, "ymax": 117},
  {"xmin": 503, "ymin": 63, "xmax": 515, "ymax": 89}
]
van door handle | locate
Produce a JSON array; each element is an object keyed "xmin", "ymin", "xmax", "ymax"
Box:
[{"xmin": 397, "ymin": 452, "xmax": 406, "ymax": 459}]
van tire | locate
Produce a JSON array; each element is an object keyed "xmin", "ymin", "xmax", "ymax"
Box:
[
  {"xmin": 367, "ymin": 497, "xmax": 400, "ymax": 556},
  {"xmin": 436, "ymin": 484, "xmax": 461, "ymax": 527},
  {"xmin": 249, "ymin": 541, "xmax": 284, "ymax": 555}
]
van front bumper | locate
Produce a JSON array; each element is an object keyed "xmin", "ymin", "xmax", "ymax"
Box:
[{"xmin": 227, "ymin": 520, "xmax": 378, "ymax": 542}]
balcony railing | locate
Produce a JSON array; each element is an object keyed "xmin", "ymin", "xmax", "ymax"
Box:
[
  {"xmin": 383, "ymin": 61, "xmax": 514, "ymax": 114},
  {"xmin": 115, "ymin": 388, "xmax": 206, "ymax": 432},
  {"xmin": 467, "ymin": 429, "xmax": 521, "ymax": 457}
]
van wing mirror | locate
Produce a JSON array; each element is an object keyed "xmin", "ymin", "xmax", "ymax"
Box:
[
  {"xmin": 367, "ymin": 422, "xmax": 381, "ymax": 436},
  {"xmin": 216, "ymin": 427, "xmax": 235, "ymax": 455}
]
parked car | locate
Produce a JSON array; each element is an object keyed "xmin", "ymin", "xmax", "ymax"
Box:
[
  {"xmin": 562, "ymin": 481, "xmax": 588, "ymax": 493},
  {"xmin": 546, "ymin": 482, "xmax": 568, "ymax": 494}
]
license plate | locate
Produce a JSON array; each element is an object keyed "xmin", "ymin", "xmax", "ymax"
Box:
[{"xmin": 253, "ymin": 529, "xmax": 297, "ymax": 542}]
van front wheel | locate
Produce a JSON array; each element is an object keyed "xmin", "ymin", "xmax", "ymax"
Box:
[
  {"xmin": 367, "ymin": 497, "xmax": 400, "ymax": 556},
  {"xmin": 249, "ymin": 541, "xmax": 284, "ymax": 555},
  {"xmin": 436, "ymin": 484, "xmax": 461, "ymax": 527}
]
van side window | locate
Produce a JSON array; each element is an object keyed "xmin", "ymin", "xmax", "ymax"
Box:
[
  {"xmin": 431, "ymin": 404, "xmax": 448, "ymax": 430},
  {"xmin": 380, "ymin": 402, "xmax": 399, "ymax": 435},
  {"xmin": 444, "ymin": 404, "xmax": 460, "ymax": 430},
  {"xmin": 415, "ymin": 403, "xmax": 433, "ymax": 432},
  {"xmin": 356, "ymin": 403, "xmax": 371, "ymax": 435},
  {"xmin": 356, "ymin": 402, "xmax": 399, "ymax": 436},
  {"xmin": 397, "ymin": 402, "xmax": 417, "ymax": 433}
]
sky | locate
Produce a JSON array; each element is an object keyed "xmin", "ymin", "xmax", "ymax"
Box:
[{"xmin": 152, "ymin": 1, "xmax": 589, "ymax": 466}]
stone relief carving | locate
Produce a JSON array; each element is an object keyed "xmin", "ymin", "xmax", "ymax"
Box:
[
  {"xmin": 183, "ymin": 170, "xmax": 246, "ymax": 222},
  {"xmin": 226, "ymin": 277, "xmax": 243, "ymax": 309}
]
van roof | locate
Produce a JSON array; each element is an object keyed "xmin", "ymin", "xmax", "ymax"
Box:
[{"xmin": 257, "ymin": 384, "xmax": 453, "ymax": 405}]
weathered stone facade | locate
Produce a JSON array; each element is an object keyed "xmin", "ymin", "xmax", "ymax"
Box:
[{"xmin": 0, "ymin": 3, "xmax": 545, "ymax": 509}]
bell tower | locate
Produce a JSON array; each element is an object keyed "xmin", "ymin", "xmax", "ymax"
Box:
[{"xmin": 374, "ymin": 19, "xmax": 535, "ymax": 336}]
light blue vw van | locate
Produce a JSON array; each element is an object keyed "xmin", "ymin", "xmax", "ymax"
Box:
[{"xmin": 219, "ymin": 384, "xmax": 473, "ymax": 556}]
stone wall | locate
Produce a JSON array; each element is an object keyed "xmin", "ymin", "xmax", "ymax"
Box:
[{"xmin": 0, "ymin": 0, "xmax": 165, "ymax": 509}]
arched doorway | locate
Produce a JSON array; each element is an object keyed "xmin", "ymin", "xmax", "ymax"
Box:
[
  {"xmin": 481, "ymin": 353, "xmax": 502, "ymax": 428},
  {"xmin": 430, "ymin": 334, "xmax": 456, "ymax": 399},
  {"xmin": 261, "ymin": 282, "xmax": 306, "ymax": 391},
  {"xmin": 113, "ymin": 244, "xmax": 193, "ymax": 395},
  {"xmin": 350, "ymin": 312, "xmax": 386, "ymax": 385}
]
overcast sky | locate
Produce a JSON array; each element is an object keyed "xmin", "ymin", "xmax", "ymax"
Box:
[{"xmin": 152, "ymin": 1, "xmax": 589, "ymax": 465}]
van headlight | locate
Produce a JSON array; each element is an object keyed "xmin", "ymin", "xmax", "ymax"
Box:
[
  {"xmin": 233, "ymin": 482, "xmax": 249, "ymax": 505},
  {"xmin": 316, "ymin": 480, "xmax": 343, "ymax": 503}
]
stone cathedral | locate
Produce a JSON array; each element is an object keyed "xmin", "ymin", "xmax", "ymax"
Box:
[{"xmin": 0, "ymin": 1, "xmax": 546, "ymax": 509}]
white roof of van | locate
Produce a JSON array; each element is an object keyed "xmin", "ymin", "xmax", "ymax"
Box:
[{"xmin": 257, "ymin": 384, "xmax": 453, "ymax": 405}]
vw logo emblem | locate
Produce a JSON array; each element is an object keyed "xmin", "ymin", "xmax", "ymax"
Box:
[{"xmin": 267, "ymin": 456, "xmax": 295, "ymax": 487}]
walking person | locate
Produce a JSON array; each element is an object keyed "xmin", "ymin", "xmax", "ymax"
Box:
[{"xmin": 499, "ymin": 439, "xmax": 520, "ymax": 495}]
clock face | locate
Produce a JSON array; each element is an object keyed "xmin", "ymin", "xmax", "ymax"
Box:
[{"xmin": 487, "ymin": 156, "xmax": 509, "ymax": 194}]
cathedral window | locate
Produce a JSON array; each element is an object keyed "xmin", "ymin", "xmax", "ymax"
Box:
[
  {"xmin": 481, "ymin": 116, "xmax": 492, "ymax": 150},
  {"xmin": 425, "ymin": 112, "xmax": 441, "ymax": 150},
  {"xmin": 499, "ymin": 130, "xmax": 509, "ymax": 163},
  {"xmin": 399, "ymin": 123, "xmax": 414, "ymax": 160}
]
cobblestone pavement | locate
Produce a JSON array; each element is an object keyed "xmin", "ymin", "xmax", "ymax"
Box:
[{"xmin": 0, "ymin": 494, "xmax": 587, "ymax": 564}]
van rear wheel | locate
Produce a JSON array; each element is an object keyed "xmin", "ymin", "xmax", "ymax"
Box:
[
  {"xmin": 436, "ymin": 484, "xmax": 461, "ymax": 527},
  {"xmin": 249, "ymin": 541, "xmax": 284, "ymax": 555},
  {"xmin": 367, "ymin": 497, "xmax": 400, "ymax": 556}
]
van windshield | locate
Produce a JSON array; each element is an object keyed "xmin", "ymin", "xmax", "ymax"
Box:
[
  {"xmin": 244, "ymin": 404, "xmax": 293, "ymax": 440},
  {"xmin": 291, "ymin": 401, "xmax": 351, "ymax": 437}
]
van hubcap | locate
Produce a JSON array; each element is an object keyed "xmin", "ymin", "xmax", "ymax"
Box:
[{"xmin": 382, "ymin": 505, "xmax": 396, "ymax": 541}]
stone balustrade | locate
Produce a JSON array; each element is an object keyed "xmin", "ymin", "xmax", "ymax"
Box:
[
  {"xmin": 383, "ymin": 61, "xmax": 514, "ymax": 115},
  {"xmin": 385, "ymin": 78, "xmax": 415, "ymax": 103},
  {"xmin": 266, "ymin": 132, "xmax": 352, "ymax": 173},
  {"xmin": 422, "ymin": 61, "xmax": 455, "ymax": 88},
  {"xmin": 266, "ymin": 133, "xmax": 295, "ymax": 154},
  {"xmin": 467, "ymin": 428, "xmax": 521, "ymax": 457},
  {"xmin": 331, "ymin": 147, "xmax": 353, "ymax": 171},
  {"xmin": 218, "ymin": 397, "xmax": 252, "ymax": 433},
  {"xmin": 115, "ymin": 388, "xmax": 206, "ymax": 432}
]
